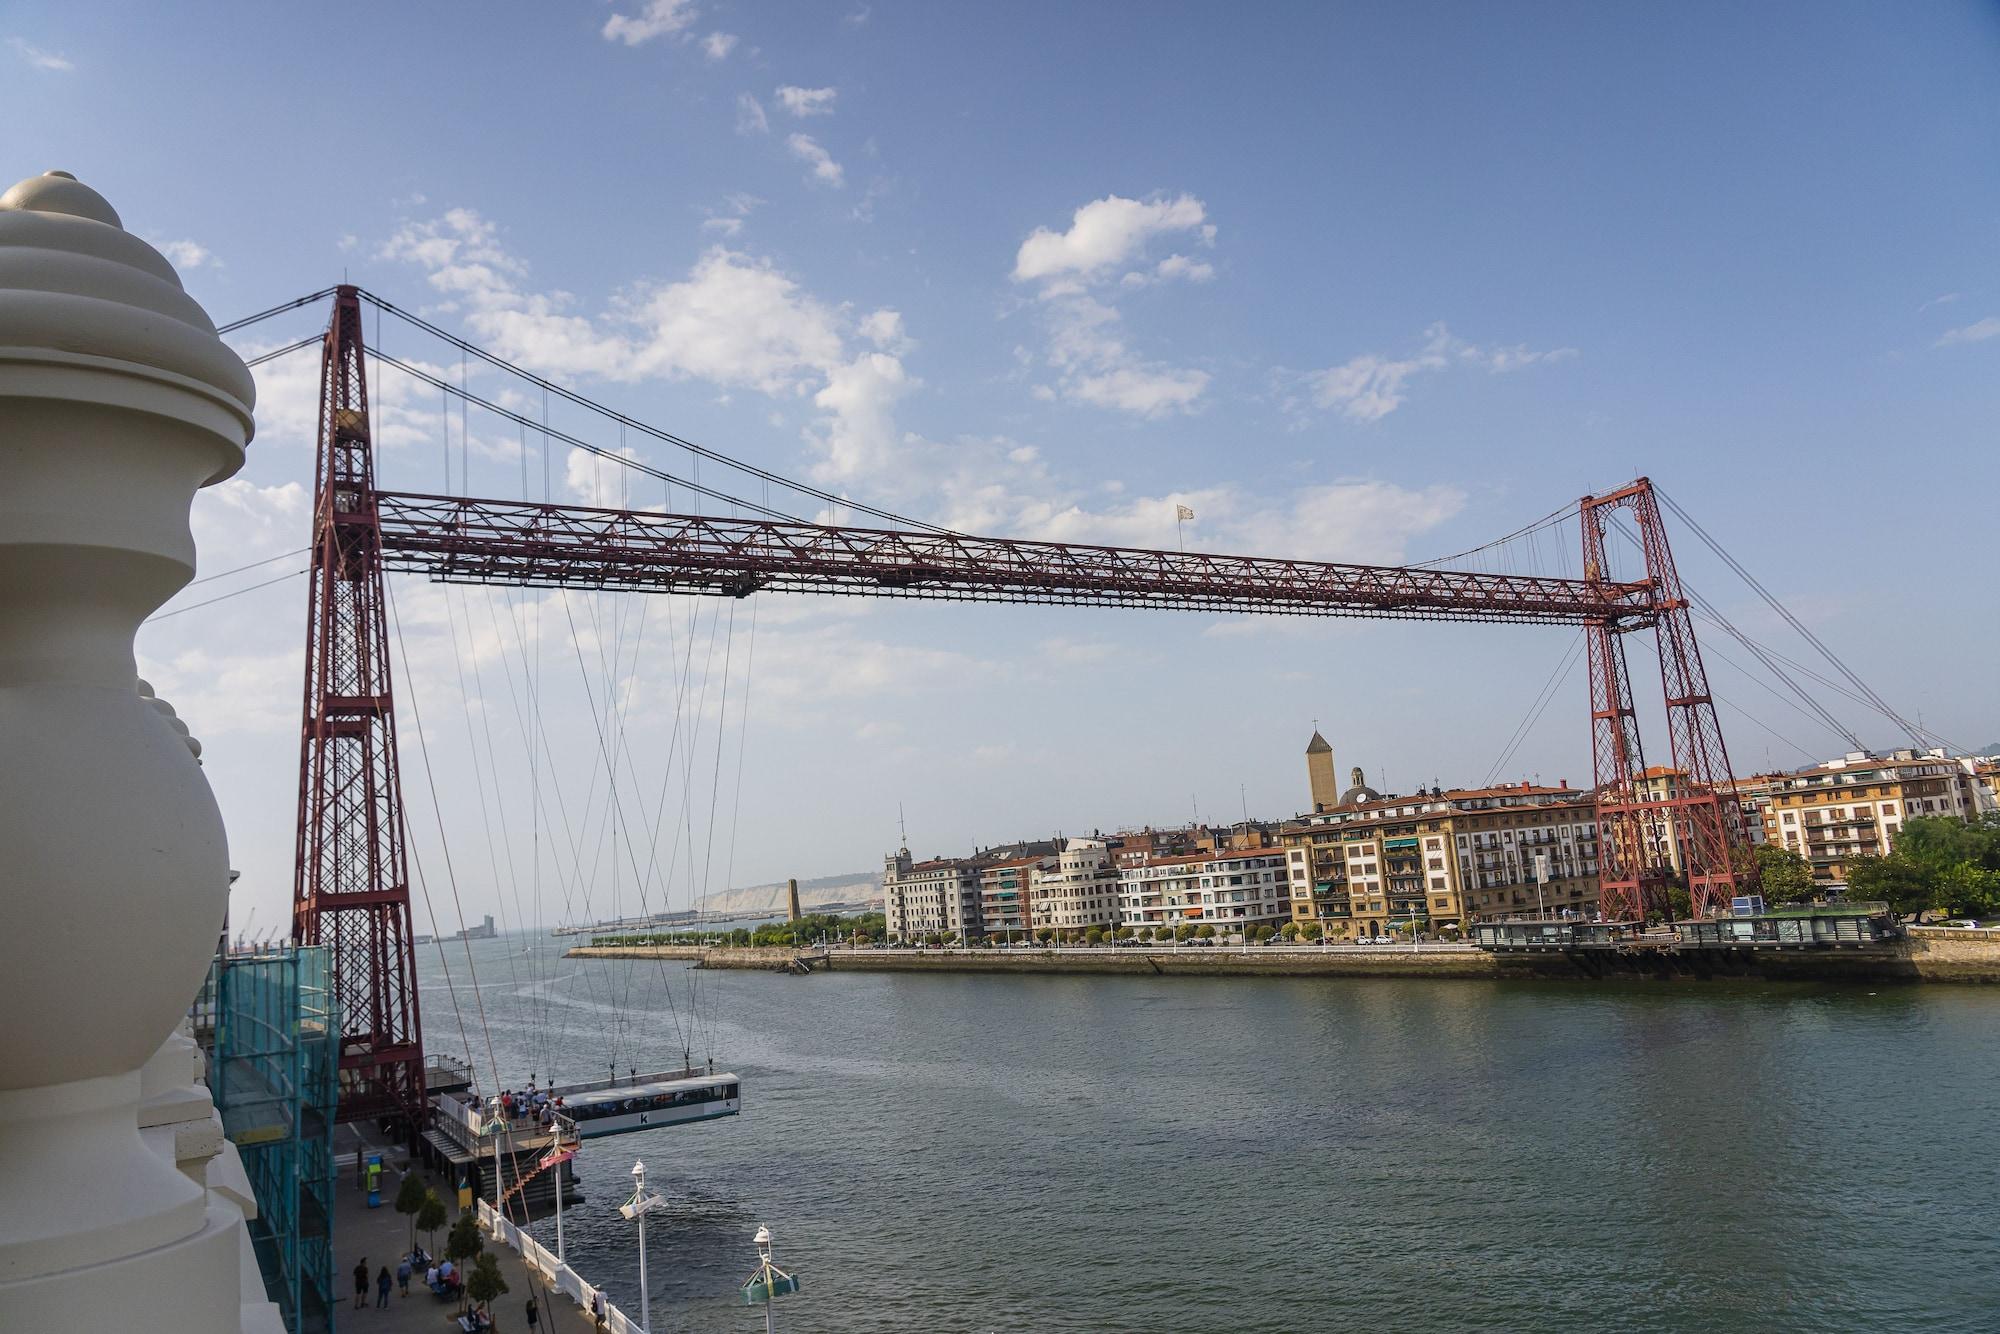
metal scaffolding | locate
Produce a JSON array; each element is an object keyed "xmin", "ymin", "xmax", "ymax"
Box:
[{"xmin": 212, "ymin": 946, "xmax": 340, "ymax": 1334}]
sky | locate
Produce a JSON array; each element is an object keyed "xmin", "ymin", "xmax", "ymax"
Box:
[{"xmin": 6, "ymin": 1, "xmax": 1998, "ymax": 935}]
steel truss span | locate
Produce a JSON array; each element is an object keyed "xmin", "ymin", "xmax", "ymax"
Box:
[{"xmin": 373, "ymin": 493, "xmax": 1654, "ymax": 627}]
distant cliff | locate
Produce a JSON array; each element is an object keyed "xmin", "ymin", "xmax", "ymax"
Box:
[{"xmin": 695, "ymin": 870, "xmax": 879, "ymax": 917}]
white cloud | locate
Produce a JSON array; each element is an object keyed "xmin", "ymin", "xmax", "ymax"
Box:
[
  {"xmin": 1033, "ymin": 292, "xmax": 1208, "ymax": 418},
  {"xmin": 602, "ymin": 0, "xmax": 699, "ymax": 46},
  {"xmin": 787, "ymin": 133, "xmax": 845, "ymax": 187},
  {"xmin": 701, "ymin": 217, "xmax": 743, "ymax": 237},
  {"xmin": 1155, "ymin": 253, "xmax": 1213, "ymax": 283},
  {"xmin": 776, "ymin": 85, "xmax": 838, "ymax": 117},
  {"xmin": 10, "ymin": 37, "xmax": 73, "ymax": 72},
  {"xmin": 808, "ymin": 352, "xmax": 916, "ymax": 481},
  {"xmin": 858, "ymin": 308, "xmax": 907, "ymax": 350},
  {"xmin": 701, "ymin": 31, "xmax": 737, "ymax": 60},
  {"xmin": 1013, "ymin": 194, "xmax": 1209, "ymax": 283},
  {"xmin": 383, "ymin": 207, "xmax": 913, "ymax": 495},
  {"xmin": 1012, "ymin": 194, "xmax": 1215, "ymax": 416},
  {"xmin": 1303, "ymin": 323, "xmax": 1575, "ymax": 423},
  {"xmin": 843, "ymin": 6, "xmax": 871, "ymax": 25},
  {"xmin": 736, "ymin": 93, "xmax": 769, "ymax": 135},
  {"xmin": 1067, "ymin": 364, "xmax": 1208, "ymax": 416},
  {"xmin": 151, "ymin": 238, "xmax": 217, "ymax": 271},
  {"xmin": 1935, "ymin": 316, "xmax": 2000, "ymax": 347}
]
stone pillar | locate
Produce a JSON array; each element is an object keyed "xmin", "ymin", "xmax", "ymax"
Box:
[
  {"xmin": 786, "ymin": 877, "xmax": 802, "ymax": 923},
  {"xmin": 0, "ymin": 171, "xmax": 257, "ymax": 1329}
]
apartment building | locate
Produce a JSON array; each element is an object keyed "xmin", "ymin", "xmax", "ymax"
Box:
[
  {"xmin": 1762, "ymin": 749, "xmax": 1986, "ymax": 886},
  {"xmin": 881, "ymin": 847, "xmax": 984, "ymax": 941},
  {"xmin": 1281, "ymin": 780, "xmax": 1600, "ymax": 933},
  {"xmin": 978, "ymin": 854, "xmax": 1049, "ymax": 940},
  {"xmin": 1118, "ymin": 847, "xmax": 1293, "ymax": 934},
  {"xmin": 1030, "ymin": 837, "xmax": 1123, "ymax": 932}
]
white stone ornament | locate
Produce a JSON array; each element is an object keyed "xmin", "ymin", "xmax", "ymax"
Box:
[{"xmin": 0, "ymin": 170, "xmax": 258, "ymax": 1329}]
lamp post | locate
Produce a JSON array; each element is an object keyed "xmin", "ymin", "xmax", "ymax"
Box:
[
  {"xmin": 740, "ymin": 1223, "xmax": 800, "ymax": 1329},
  {"xmin": 621, "ymin": 1160, "xmax": 666, "ymax": 1333},
  {"xmin": 756, "ymin": 1227, "xmax": 777, "ymax": 1334}
]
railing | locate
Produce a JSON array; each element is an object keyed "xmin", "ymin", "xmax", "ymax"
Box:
[{"xmin": 479, "ymin": 1199, "xmax": 646, "ymax": 1334}]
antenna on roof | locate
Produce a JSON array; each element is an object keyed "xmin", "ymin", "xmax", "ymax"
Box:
[{"xmin": 897, "ymin": 802, "xmax": 908, "ymax": 849}]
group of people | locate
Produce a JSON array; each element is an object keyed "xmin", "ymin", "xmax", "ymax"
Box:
[
  {"xmin": 498, "ymin": 1081, "xmax": 565, "ymax": 1128},
  {"xmin": 352, "ymin": 1253, "xmax": 433, "ymax": 1308}
]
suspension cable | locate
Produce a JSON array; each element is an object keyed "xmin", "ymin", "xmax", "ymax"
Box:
[
  {"xmin": 356, "ymin": 288, "xmax": 952, "ymax": 533},
  {"xmin": 1654, "ymin": 486, "xmax": 1958, "ymax": 753},
  {"xmin": 366, "ymin": 348, "xmax": 801, "ymax": 523}
]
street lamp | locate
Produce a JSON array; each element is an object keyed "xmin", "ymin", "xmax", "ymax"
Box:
[
  {"xmin": 620, "ymin": 1159, "xmax": 666, "ymax": 1333},
  {"xmin": 740, "ymin": 1223, "xmax": 801, "ymax": 1332}
]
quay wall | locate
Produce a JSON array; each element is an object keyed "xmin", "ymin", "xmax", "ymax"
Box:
[
  {"xmin": 1905, "ymin": 927, "xmax": 2000, "ymax": 983},
  {"xmin": 569, "ymin": 933, "xmax": 2000, "ymax": 983}
]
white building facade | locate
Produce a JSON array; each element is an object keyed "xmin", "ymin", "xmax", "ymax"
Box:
[{"xmin": 1032, "ymin": 838, "xmax": 1123, "ymax": 932}]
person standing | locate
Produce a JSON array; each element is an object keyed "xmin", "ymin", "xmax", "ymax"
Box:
[
  {"xmin": 353, "ymin": 1258, "xmax": 369, "ymax": 1309},
  {"xmin": 376, "ymin": 1265, "xmax": 392, "ymax": 1308},
  {"xmin": 524, "ymin": 1295, "xmax": 540, "ymax": 1330},
  {"xmin": 397, "ymin": 1255, "xmax": 412, "ymax": 1297},
  {"xmin": 591, "ymin": 1288, "xmax": 607, "ymax": 1330}
]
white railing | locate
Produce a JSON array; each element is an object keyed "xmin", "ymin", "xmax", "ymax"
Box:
[{"xmin": 479, "ymin": 1198, "xmax": 646, "ymax": 1334}]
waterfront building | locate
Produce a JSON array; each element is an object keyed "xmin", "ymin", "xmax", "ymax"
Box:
[
  {"xmin": 1193, "ymin": 847, "xmax": 1294, "ymax": 932},
  {"xmin": 1031, "ymin": 837, "xmax": 1123, "ymax": 933},
  {"xmin": 1107, "ymin": 825, "xmax": 1205, "ymax": 868},
  {"xmin": 1119, "ymin": 848, "xmax": 1294, "ymax": 935},
  {"xmin": 882, "ymin": 847, "xmax": 984, "ymax": 940},
  {"xmin": 979, "ymin": 854, "xmax": 1051, "ymax": 941},
  {"xmin": 1634, "ymin": 766, "xmax": 1692, "ymax": 874},
  {"xmin": 1762, "ymin": 749, "xmax": 1987, "ymax": 886},
  {"xmin": 1281, "ymin": 779, "xmax": 1600, "ymax": 934}
]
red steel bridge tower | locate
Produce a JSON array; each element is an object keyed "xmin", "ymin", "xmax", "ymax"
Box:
[
  {"xmin": 287, "ymin": 286, "xmax": 1750, "ymax": 1118},
  {"xmin": 291, "ymin": 288, "xmax": 425, "ymax": 1127},
  {"xmin": 1582, "ymin": 482, "xmax": 1747, "ymax": 922}
]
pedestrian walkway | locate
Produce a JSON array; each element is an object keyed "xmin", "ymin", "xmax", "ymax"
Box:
[{"xmin": 334, "ymin": 1132, "xmax": 600, "ymax": 1334}]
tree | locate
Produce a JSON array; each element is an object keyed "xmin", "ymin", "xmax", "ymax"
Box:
[
  {"xmin": 1844, "ymin": 853, "xmax": 1936, "ymax": 921},
  {"xmin": 1752, "ymin": 844, "xmax": 1817, "ymax": 905},
  {"xmin": 1035, "ymin": 927, "xmax": 1055, "ymax": 945},
  {"xmin": 1938, "ymin": 861, "xmax": 2000, "ymax": 921},
  {"xmin": 1300, "ymin": 921, "xmax": 1324, "ymax": 941},
  {"xmin": 1194, "ymin": 924, "xmax": 1216, "ymax": 940},
  {"xmin": 394, "ymin": 1172, "xmax": 429, "ymax": 1250},
  {"xmin": 414, "ymin": 1189, "xmax": 447, "ymax": 1255},
  {"xmin": 1174, "ymin": 923, "xmax": 1195, "ymax": 942},
  {"xmin": 1254, "ymin": 924, "xmax": 1276, "ymax": 942},
  {"xmin": 1280, "ymin": 922, "xmax": 1300, "ymax": 941},
  {"xmin": 465, "ymin": 1251, "xmax": 509, "ymax": 1313},
  {"xmin": 1115, "ymin": 925, "xmax": 1134, "ymax": 940},
  {"xmin": 446, "ymin": 1210, "xmax": 483, "ymax": 1267}
]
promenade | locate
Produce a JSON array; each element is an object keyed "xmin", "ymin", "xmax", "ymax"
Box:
[{"xmin": 335, "ymin": 1129, "xmax": 600, "ymax": 1334}]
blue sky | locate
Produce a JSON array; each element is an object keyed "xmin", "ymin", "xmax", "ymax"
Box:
[{"xmin": 7, "ymin": 2, "xmax": 1998, "ymax": 932}]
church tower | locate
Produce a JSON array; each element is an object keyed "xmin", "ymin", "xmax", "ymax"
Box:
[{"xmin": 1306, "ymin": 728, "xmax": 1338, "ymax": 812}]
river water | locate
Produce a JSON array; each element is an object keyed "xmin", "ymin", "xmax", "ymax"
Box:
[{"xmin": 418, "ymin": 935, "xmax": 2000, "ymax": 1332}]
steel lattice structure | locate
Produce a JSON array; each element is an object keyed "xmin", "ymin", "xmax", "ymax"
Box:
[
  {"xmin": 293, "ymin": 286, "xmax": 1748, "ymax": 1122},
  {"xmin": 1581, "ymin": 482, "xmax": 1746, "ymax": 920},
  {"xmin": 292, "ymin": 288, "xmax": 425, "ymax": 1128},
  {"xmin": 369, "ymin": 493, "xmax": 1654, "ymax": 625}
]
